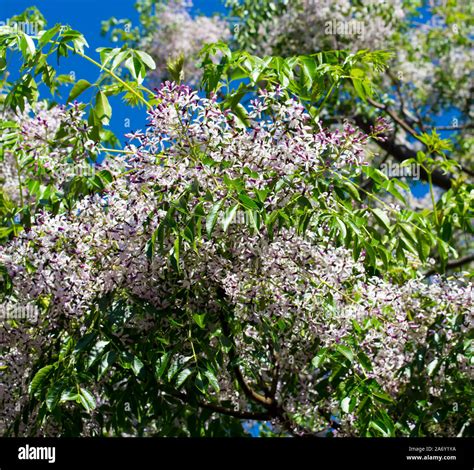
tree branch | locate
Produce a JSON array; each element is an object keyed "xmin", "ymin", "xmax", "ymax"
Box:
[
  {"xmin": 367, "ymin": 97, "xmax": 421, "ymax": 141},
  {"xmin": 168, "ymin": 390, "xmax": 272, "ymax": 421},
  {"xmin": 431, "ymin": 124, "xmax": 473, "ymax": 131},
  {"xmin": 360, "ymin": 99, "xmax": 474, "ymax": 186},
  {"xmin": 424, "ymin": 253, "xmax": 474, "ymax": 277},
  {"xmin": 213, "ymin": 288, "xmax": 340, "ymax": 437},
  {"xmin": 354, "ymin": 115, "xmax": 453, "ymax": 190},
  {"xmin": 217, "ymin": 299, "xmax": 274, "ymax": 408}
]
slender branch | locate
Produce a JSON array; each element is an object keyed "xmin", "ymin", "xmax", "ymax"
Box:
[
  {"xmin": 367, "ymin": 97, "xmax": 421, "ymax": 142},
  {"xmin": 431, "ymin": 124, "xmax": 473, "ymax": 131},
  {"xmin": 387, "ymin": 70, "xmax": 413, "ymax": 126},
  {"xmin": 363, "ymin": 100, "xmax": 474, "ymax": 184},
  {"xmin": 354, "ymin": 115, "xmax": 453, "ymax": 190},
  {"xmin": 214, "ymin": 289, "xmax": 336, "ymax": 437},
  {"xmin": 169, "ymin": 390, "xmax": 271, "ymax": 421},
  {"xmin": 196, "ymin": 400, "xmax": 270, "ymax": 421},
  {"xmin": 216, "ymin": 294, "xmax": 274, "ymax": 408},
  {"xmin": 412, "ymin": 106, "xmax": 427, "ymax": 133},
  {"xmin": 61, "ymin": 43, "xmax": 153, "ymax": 109},
  {"xmin": 424, "ymin": 253, "xmax": 474, "ymax": 277}
]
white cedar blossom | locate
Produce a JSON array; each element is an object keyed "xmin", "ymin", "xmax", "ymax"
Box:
[
  {"xmin": 395, "ymin": 10, "xmax": 473, "ymax": 109},
  {"xmin": 248, "ymin": 0, "xmax": 406, "ymax": 56},
  {"xmin": 140, "ymin": 0, "xmax": 230, "ymax": 85},
  {"xmin": 0, "ymin": 101, "xmax": 98, "ymax": 205},
  {"xmin": 141, "ymin": 0, "xmax": 404, "ymax": 84},
  {"xmin": 233, "ymin": 0, "xmax": 472, "ymax": 114},
  {"xmin": 0, "ymin": 82, "xmax": 472, "ymax": 435},
  {"xmin": 139, "ymin": 1, "xmax": 472, "ymax": 120}
]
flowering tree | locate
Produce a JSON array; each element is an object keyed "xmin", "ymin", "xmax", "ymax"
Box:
[
  {"xmin": 121, "ymin": 4, "xmax": 469, "ymax": 213},
  {"xmin": 226, "ymin": 0, "xmax": 473, "ymax": 185},
  {"xmin": 0, "ymin": 5, "xmax": 472, "ymax": 437}
]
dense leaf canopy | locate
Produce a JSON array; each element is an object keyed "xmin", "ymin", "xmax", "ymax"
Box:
[{"xmin": 0, "ymin": 1, "xmax": 472, "ymax": 437}]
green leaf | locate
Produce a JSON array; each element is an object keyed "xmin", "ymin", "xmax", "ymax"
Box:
[
  {"xmin": 167, "ymin": 358, "xmax": 180, "ymax": 381},
  {"xmin": 74, "ymin": 332, "xmax": 97, "ymax": 353},
  {"xmin": 246, "ymin": 209, "xmax": 261, "ymax": 231},
  {"xmin": 167, "ymin": 53, "xmax": 185, "ymax": 83},
  {"xmin": 343, "ymin": 181, "xmax": 361, "ymax": 202},
  {"xmin": 204, "ymin": 369, "xmax": 220, "ymax": 393},
  {"xmin": 38, "ymin": 25, "xmax": 61, "ymax": 48},
  {"xmin": 437, "ymin": 238, "xmax": 450, "ymax": 266},
  {"xmin": 372, "ymin": 208, "xmax": 391, "ymax": 232},
  {"xmin": 382, "ymin": 180, "xmax": 406, "ymax": 204},
  {"xmin": 357, "ymin": 352, "xmax": 373, "ymax": 372},
  {"xmin": 46, "ymin": 384, "xmax": 63, "ymax": 411},
  {"xmin": 109, "ymin": 50, "xmax": 130, "ymax": 72},
  {"xmin": 336, "ymin": 345, "xmax": 354, "ymax": 363},
  {"xmin": 334, "ymin": 217, "xmax": 347, "ymax": 241},
  {"xmin": 87, "ymin": 340, "xmax": 109, "ymax": 368},
  {"xmin": 0, "ymin": 121, "xmax": 17, "ymax": 131},
  {"xmin": 96, "ymin": 47, "xmax": 114, "ymax": 69},
  {"xmin": 238, "ymin": 193, "xmax": 259, "ymax": 210},
  {"xmin": 60, "ymin": 388, "xmax": 79, "ymax": 402},
  {"xmin": 155, "ymin": 353, "xmax": 170, "ymax": 379},
  {"xmin": 206, "ymin": 200, "xmax": 224, "ymax": 237},
  {"xmin": 29, "ymin": 364, "xmax": 55, "ymax": 395},
  {"xmin": 352, "ymin": 78, "xmax": 367, "ymax": 101},
  {"xmin": 399, "ymin": 223, "xmax": 418, "ymax": 246},
  {"xmin": 222, "ymin": 204, "xmax": 239, "ymax": 232},
  {"xmin": 175, "ymin": 368, "xmax": 192, "ymax": 388},
  {"xmin": 131, "ymin": 356, "xmax": 144, "ymax": 376},
  {"xmin": 79, "ymin": 388, "xmax": 96, "ymax": 412},
  {"xmin": 125, "ymin": 55, "xmax": 146, "ymax": 83},
  {"xmin": 371, "ymin": 389, "xmax": 394, "ymax": 404},
  {"xmin": 173, "ymin": 235, "xmax": 180, "ymax": 267},
  {"xmin": 19, "ymin": 33, "xmax": 36, "ymax": 56},
  {"xmin": 98, "ymin": 350, "xmax": 117, "ymax": 378},
  {"xmin": 312, "ymin": 348, "xmax": 328, "ymax": 368},
  {"xmin": 121, "ymin": 353, "xmax": 145, "ymax": 376},
  {"xmin": 363, "ymin": 167, "xmax": 389, "ymax": 184},
  {"xmin": 427, "ymin": 358, "xmax": 439, "ymax": 376},
  {"xmin": 95, "ymin": 90, "xmax": 112, "ymax": 125},
  {"xmin": 98, "ymin": 169, "xmax": 113, "ymax": 184},
  {"xmin": 193, "ymin": 313, "xmax": 206, "ymax": 329},
  {"xmin": 369, "ymin": 420, "xmax": 390, "ymax": 437},
  {"xmin": 232, "ymin": 103, "xmax": 250, "ymax": 127},
  {"xmin": 67, "ymin": 79, "xmax": 92, "ymax": 103},
  {"xmin": 341, "ymin": 396, "xmax": 351, "ymax": 413},
  {"xmin": 135, "ymin": 50, "xmax": 156, "ymax": 70}
]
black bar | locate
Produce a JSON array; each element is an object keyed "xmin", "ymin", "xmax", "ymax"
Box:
[{"xmin": 0, "ymin": 437, "xmax": 472, "ymax": 469}]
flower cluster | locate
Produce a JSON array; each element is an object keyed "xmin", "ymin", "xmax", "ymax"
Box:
[
  {"xmin": 247, "ymin": 0, "xmax": 405, "ymax": 57},
  {"xmin": 140, "ymin": 0, "xmax": 230, "ymax": 85},
  {"xmin": 0, "ymin": 101, "xmax": 98, "ymax": 205},
  {"xmin": 2, "ymin": 82, "xmax": 380, "ymax": 314},
  {"xmin": 0, "ymin": 82, "xmax": 471, "ymax": 436},
  {"xmin": 232, "ymin": 0, "xmax": 473, "ymax": 116}
]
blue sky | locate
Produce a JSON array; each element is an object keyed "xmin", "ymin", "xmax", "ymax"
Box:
[
  {"xmin": 1, "ymin": 0, "xmax": 227, "ymax": 148},
  {"xmin": 2, "ymin": 0, "xmax": 456, "ymax": 197}
]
